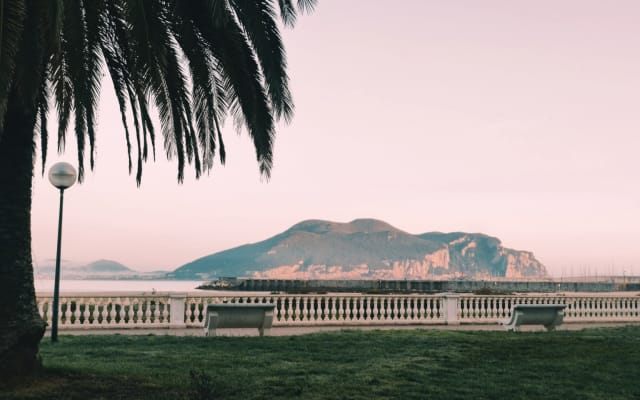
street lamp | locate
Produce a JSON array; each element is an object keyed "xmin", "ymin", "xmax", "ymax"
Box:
[{"xmin": 48, "ymin": 162, "xmax": 77, "ymax": 343}]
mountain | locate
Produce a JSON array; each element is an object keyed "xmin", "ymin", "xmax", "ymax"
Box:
[
  {"xmin": 74, "ymin": 259, "xmax": 134, "ymax": 273},
  {"xmin": 170, "ymin": 218, "xmax": 548, "ymax": 280},
  {"xmin": 34, "ymin": 259, "xmax": 166, "ymax": 279}
]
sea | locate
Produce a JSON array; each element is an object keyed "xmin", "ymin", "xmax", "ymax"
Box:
[{"xmin": 34, "ymin": 279, "xmax": 211, "ymax": 293}]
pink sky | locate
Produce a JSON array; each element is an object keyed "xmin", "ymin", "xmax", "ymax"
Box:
[{"xmin": 30, "ymin": 0, "xmax": 640, "ymax": 276}]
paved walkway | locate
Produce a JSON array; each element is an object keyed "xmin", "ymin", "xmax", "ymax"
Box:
[{"xmin": 44, "ymin": 321, "xmax": 640, "ymax": 337}]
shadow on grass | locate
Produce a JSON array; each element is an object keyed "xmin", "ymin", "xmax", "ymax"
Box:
[{"xmin": 1, "ymin": 368, "xmax": 217, "ymax": 400}]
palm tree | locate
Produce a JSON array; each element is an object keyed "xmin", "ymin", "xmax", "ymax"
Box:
[{"xmin": 0, "ymin": 0, "xmax": 315, "ymax": 374}]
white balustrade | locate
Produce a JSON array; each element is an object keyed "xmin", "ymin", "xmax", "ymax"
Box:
[
  {"xmin": 35, "ymin": 291, "xmax": 640, "ymax": 330},
  {"xmin": 36, "ymin": 292, "xmax": 172, "ymax": 328}
]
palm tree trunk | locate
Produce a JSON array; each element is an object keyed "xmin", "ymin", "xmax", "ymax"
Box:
[{"xmin": 0, "ymin": 91, "xmax": 46, "ymax": 375}]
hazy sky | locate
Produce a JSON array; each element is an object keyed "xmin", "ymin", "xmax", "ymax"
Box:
[{"xmin": 31, "ymin": 0, "xmax": 640, "ymax": 276}]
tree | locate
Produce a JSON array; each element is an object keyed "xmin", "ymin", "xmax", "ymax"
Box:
[{"xmin": 0, "ymin": 0, "xmax": 315, "ymax": 374}]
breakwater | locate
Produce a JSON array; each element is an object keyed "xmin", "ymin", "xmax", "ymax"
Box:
[{"xmin": 202, "ymin": 278, "xmax": 639, "ymax": 293}]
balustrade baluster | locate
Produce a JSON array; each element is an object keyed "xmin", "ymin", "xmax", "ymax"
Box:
[
  {"xmin": 308, "ymin": 296, "xmax": 316, "ymax": 323},
  {"xmin": 458, "ymin": 298, "xmax": 466, "ymax": 319},
  {"xmin": 425, "ymin": 297, "xmax": 432, "ymax": 320},
  {"xmin": 604, "ymin": 298, "xmax": 612, "ymax": 318},
  {"xmin": 118, "ymin": 298, "xmax": 125, "ymax": 325},
  {"xmin": 579, "ymin": 298, "xmax": 586, "ymax": 318},
  {"xmin": 370, "ymin": 297, "xmax": 379, "ymax": 321},
  {"xmin": 62, "ymin": 299, "xmax": 70, "ymax": 325},
  {"xmin": 69, "ymin": 298, "xmax": 80, "ymax": 325},
  {"xmin": 336, "ymin": 297, "xmax": 343, "ymax": 321},
  {"xmin": 311, "ymin": 296, "xmax": 319, "ymax": 322},
  {"xmin": 38, "ymin": 300, "xmax": 48, "ymax": 326},
  {"xmin": 345, "ymin": 297, "xmax": 352, "ymax": 322},
  {"xmin": 618, "ymin": 298, "xmax": 625, "ymax": 318},
  {"xmin": 329, "ymin": 296, "xmax": 337, "ymax": 322},
  {"xmin": 301, "ymin": 297, "xmax": 308, "ymax": 322},
  {"xmin": 380, "ymin": 298, "xmax": 387, "ymax": 321},
  {"xmin": 302, "ymin": 296, "xmax": 309, "ymax": 322},
  {"xmin": 471, "ymin": 297, "xmax": 478, "ymax": 320},
  {"xmin": 106, "ymin": 298, "xmax": 114, "ymax": 325},
  {"xmin": 138, "ymin": 299, "xmax": 146, "ymax": 324},
  {"xmin": 490, "ymin": 298, "xmax": 498, "ymax": 319},
  {"xmin": 371, "ymin": 297, "xmax": 379, "ymax": 321},
  {"xmin": 391, "ymin": 297, "xmax": 398, "ymax": 320},
  {"xmin": 352, "ymin": 298, "xmax": 358, "ymax": 321},
  {"xmin": 345, "ymin": 297, "xmax": 351, "ymax": 321},
  {"xmin": 161, "ymin": 298, "xmax": 169, "ymax": 323},
  {"xmin": 94, "ymin": 300, "xmax": 102, "ymax": 325},
  {"xmin": 349, "ymin": 296, "xmax": 356, "ymax": 321},
  {"xmin": 86, "ymin": 299, "xmax": 92, "ymax": 325},
  {"xmin": 122, "ymin": 299, "xmax": 130, "ymax": 325},
  {"xmin": 185, "ymin": 299, "xmax": 194, "ymax": 324},
  {"xmin": 292, "ymin": 297, "xmax": 300, "ymax": 322},
  {"xmin": 366, "ymin": 297, "xmax": 372, "ymax": 321},
  {"xmin": 410, "ymin": 298, "xmax": 418, "ymax": 320},
  {"xmin": 607, "ymin": 298, "xmax": 616, "ymax": 319},
  {"xmin": 317, "ymin": 296, "xmax": 325, "ymax": 323},
  {"xmin": 133, "ymin": 299, "xmax": 141, "ymax": 325},
  {"xmin": 149, "ymin": 299, "xmax": 160, "ymax": 324},
  {"xmin": 100, "ymin": 299, "xmax": 108, "ymax": 325},
  {"xmin": 397, "ymin": 297, "xmax": 404, "ymax": 320},
  {"xmin": 314, "ymin": 296, "xmax": 323, "ymax": 322},
  {"xmin": 421, "ymin": 298, "xmax": 429, "ymax": 320},
  {"xmin": 568, "ymin": 298, "xmax": 577, "ymax": 319},
  {"xmin": 282, "ymin": 296, "xmax": 290, "ymax": 322}
]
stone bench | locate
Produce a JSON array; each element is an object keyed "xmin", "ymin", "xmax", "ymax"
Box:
[
  {"xmin": 204, "ymin": 303, "xmax": 275, "ymax": 336},
  {"xmin": 501, "ymin": 304, "xmax": 566, "ymax": 332}
]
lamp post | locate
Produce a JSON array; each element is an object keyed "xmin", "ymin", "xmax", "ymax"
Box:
[{"xmin": 48, "ymin": 162, "xmax": 77, "ymax": 343}]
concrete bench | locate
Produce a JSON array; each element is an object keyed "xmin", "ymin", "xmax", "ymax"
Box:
[
  {"xmin": 501, "ymin": 304, "xmax": 566, "ymax": 332},
  {"xmin": 204, "ymin": 303, "xmax": 275, "ymax": 336}
]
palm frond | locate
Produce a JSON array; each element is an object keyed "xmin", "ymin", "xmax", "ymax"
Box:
[
  {"xmin": 229, "ymin": 0, "xmax": 293, "ymax": 122},
  {"xmin": 276, "ymin": 0, "xmax": 296, "ymax": 27},
  {"xmin": 2, "ymin": 0, "xmax": 314, "ymax": 185},
  {"xmin": 82, "ymin": 0, "xmax": 107, "ymax": 170},
  {"xmin": 36, "ymin": 77, "xmax": 49, "ymax": 175},
  {"xmin": 170, "ymin": 6, "xmax": 224, "ymax": 173},
  {"xmin": 212, "ymin": 27, "xmax": 275, "ymax": 177},
  {"xmin": 181, "ymin": 0, "xmax": 276, "ymax": 177},
  {"xmin": 60, "ymin": 0, "xmax": 93, "ymax": 181},
  {"xmin": 297, "ymin": 0, "xmax": 317, "ymax": 14},
  {"xmin": 101, "ymin": 38, "xmax": 134, "ymax": 173}
]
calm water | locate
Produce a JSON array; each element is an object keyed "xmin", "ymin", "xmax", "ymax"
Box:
[{"xmin": 34, "ymin": 279, "xmax": 209, "ymax": 293}]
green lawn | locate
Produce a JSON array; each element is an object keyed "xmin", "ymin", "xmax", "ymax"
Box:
[{"xmin": 3, "ymin": 326, "xmax": 640, "ymax": 400}]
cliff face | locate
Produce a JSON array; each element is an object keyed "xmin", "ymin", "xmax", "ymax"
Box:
[
  {"xmin": 170, "ymin": 219, "xmax": 548, "ymax": 280},
  {"xmin": 417, "ymin": 232, "xmax": 547, "ymax": 279}
]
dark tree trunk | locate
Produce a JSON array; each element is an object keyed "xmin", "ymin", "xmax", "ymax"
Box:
[{"xmin": 0, "ymin": 88, "xmax": 45, "ymax": 375}]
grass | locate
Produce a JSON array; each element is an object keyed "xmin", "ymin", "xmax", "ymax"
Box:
[{"xmin": 3, "ymin": 326, "xmax": 640, "ymax": 399}]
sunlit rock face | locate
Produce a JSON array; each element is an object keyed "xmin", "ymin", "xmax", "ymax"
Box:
[{"xmin": 172, "ymin": 219, "xmax": 548, "ymax": 280}]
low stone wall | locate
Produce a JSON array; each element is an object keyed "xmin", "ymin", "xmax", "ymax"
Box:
[{"xmin": 36, "ymin": 291, "xmax": 640, "ymax": 330}]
